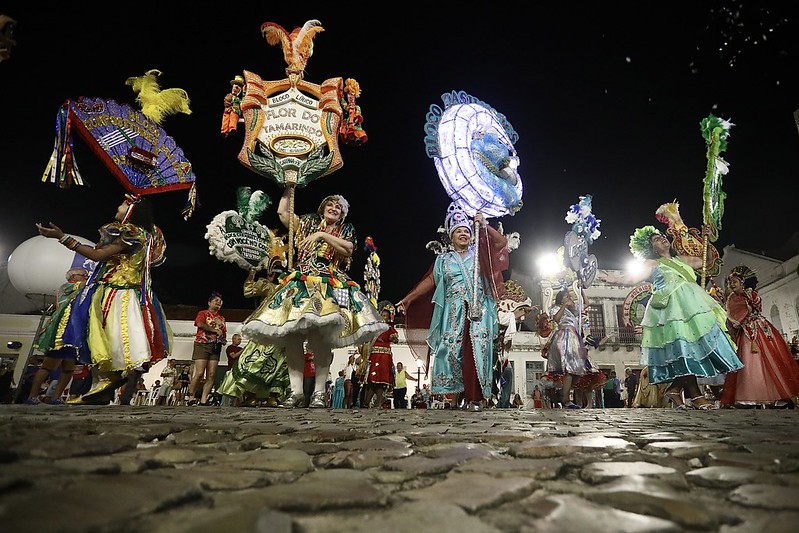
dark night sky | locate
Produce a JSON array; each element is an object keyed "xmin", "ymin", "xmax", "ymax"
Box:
[{"xmin": 1, "ymin": 3, "xmax": 798, "ymax": 311}]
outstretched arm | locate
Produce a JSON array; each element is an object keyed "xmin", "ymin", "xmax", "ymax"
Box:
[
  {"xmin": 596, "ymin": 260, "xmax": 656, "ymax": 286},
  {"xmin": 36, "ymin": 222, "xmax": 128, "ymax": 262},
  {"xmin": 396, "ymin": 272, "xmax": 435, "ymax": 315}
]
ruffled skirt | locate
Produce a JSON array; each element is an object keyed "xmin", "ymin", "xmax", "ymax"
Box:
[
  {"xmin": 241, "ymin": 271, "xmax": 387, "ymax": 350},
  {"xmin": 217, "ymin": 341, "xmax": 290, "ymax": 400},
  {"xmin": 642, "ymin": 282, "xmax": 741, "ymax": 384},
  {"xmin": 35, "ymin": 282, "xmax": 171, "ymax": 372}
]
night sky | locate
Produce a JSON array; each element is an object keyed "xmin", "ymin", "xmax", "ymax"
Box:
[{"xmin": 1, "ymin": 3, "xmax": 797, "ymax": 311}]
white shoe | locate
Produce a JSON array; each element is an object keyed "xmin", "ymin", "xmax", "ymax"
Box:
[
  {"xmin": 309, "ymin": 391, "xmax": 326, "ymax": 408},
  {"xmin": 280, "ymin": 393, "xmax": 304, "ymax": 408}
]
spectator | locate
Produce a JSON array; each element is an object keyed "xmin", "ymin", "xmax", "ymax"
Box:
[
  {"xmin": 392, "ymin": 361, "xmax": 417, "ymax": 409},
  {"xmin": 0, "ymin": 363, "xmax": 16, "ymax": 404},
  {"xmin": 512, "ymin": 393, "xmax": 524, "ymax": 408},
  {"xmin": 174, "ymin": 366, "xmax": 190, "ymax": 406},
  {"xmin": 188, "ymin": 292, "xmax": 227, "ymax": 406},
  {"xmin": 624, "ymin": 368, "xmax": 639, "ymax": 408},
  {"xmin": 302, "ymin": 351, "xmax": 316, "ymax": 408},
  {"xmin": 331, "ymin": 370, "xmax": 345, "ymax": 409},
  {"xmin": 157, "ymin": 359, "xmax": 177, "ymax": 405},
  {"xmin": 343, "ymin": 354, "xmax": 356, "ymax": 408}
]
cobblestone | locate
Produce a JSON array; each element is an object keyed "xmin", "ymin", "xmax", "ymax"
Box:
[{"xmin": 2, "ymin": 406, "xmax": 798, "ymax": 532}]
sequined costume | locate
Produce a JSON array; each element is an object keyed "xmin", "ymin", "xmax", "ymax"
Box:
[
  {"xmin": 642, "ymin": 258, "xmax": 741, "ymax": 384},
  {"xmin": 720, "ymin": 288, "xmax": 799, "ymax": 406},
  {"xmin": 366, "ymin": 326, "xmax": 396, "ymax": 386},
  {"xmin": 426, "ymin": 231, "xmax": 504, "ymax": 399},
  {"xmin": 35, "ymin": 222, "xmax": 172, "ymax": 372},
  {"xmin": 218, "ymin": 276, "xmax": 290, "ymax": 402},
  {"xmin": 545, "ymin": 305, "xmax": 588, "ymax": 376},
  {"xmin": 241, "ymin": 213, "xmax": 386, "ymax": 350}
]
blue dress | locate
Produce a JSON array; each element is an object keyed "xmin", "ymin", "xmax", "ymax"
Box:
[
  {"xmin": 331, "ymin": 376, "xmax": 345, "ymax": 408},
  {"xmin": 643, "ymin": 258, "xmax": 742, "ymax": 384},
  {"xmin": 428, "ymin": 247, "xmax": 497, "ymax": 399}
]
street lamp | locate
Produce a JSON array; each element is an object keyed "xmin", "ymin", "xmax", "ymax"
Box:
[{"xmin": 416, "ymin": 358, "xmax": 423, "ymax": 387}]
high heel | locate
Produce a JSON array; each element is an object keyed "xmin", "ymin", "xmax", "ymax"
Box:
[
  {"xmin": 689, "ymin": 396, "xmax": 717, "ymax": 410},
  {"xmin": 665, "ymin": 391, "xmax": 685, "ymax": 409}
]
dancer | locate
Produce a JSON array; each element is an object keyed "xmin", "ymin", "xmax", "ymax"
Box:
[
  {"xmin": 240, "ymin": 189, "xmax": 387, "ymax": 408},
  {"xmin": 719, "ymin": 265, "xmax": 799, "ymax": 408},
  {"xmin": 363, "ymin": 301, "xmax": 397, "ymax": 409},
  {"xmin": 218, "ymin": 266, "xmax": 291, "ymax": 407},
  {"xmin": 35, "ymin": 195, "xmax": 172, "ymax": 405},
  {"xmin": 397, "ymin": 205, "xmax": 509, "ymax": 412},
  {"xmin": 544, "ymin": 288, "xmax": 592, "ymax": 409},
  {"xmin": 596, "ymin": 225, "xmax": 742, "ymax": 409},
  {"xmin": 25, "ymin": 267, "xmax": 90, "ymax": 405}
]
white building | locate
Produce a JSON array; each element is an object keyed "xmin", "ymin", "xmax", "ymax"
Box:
[{"xmin": 3, "ymin": 245, "xmax": 799, "ymax": 403}]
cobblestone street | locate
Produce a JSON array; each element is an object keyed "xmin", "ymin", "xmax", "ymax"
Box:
[{"xmin": 2, "ymin": 405, "xmax": 799, "ymax": 532}]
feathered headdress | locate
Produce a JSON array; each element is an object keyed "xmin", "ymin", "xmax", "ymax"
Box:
[
  {"xmin": 727, "ymin": 264, "xmax": 758, "ymax": 290},
  {"xmin": 629, "ymin": 226, "xmax": 661, "ymax": 260}
]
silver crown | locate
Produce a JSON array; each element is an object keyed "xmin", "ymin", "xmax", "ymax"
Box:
[{"xmin": 444, "ymin": 202, "xmax": 471, "ymax": 236}]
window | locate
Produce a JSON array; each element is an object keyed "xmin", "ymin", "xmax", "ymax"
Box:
[
  {"xmin": 587, "ymin": 304, "xmax": 605, "ymax": 340},
  {"xmin": 770, "ymin": 304, "xmax": 783, "ymax": 335},
  {"xmin": 616, "ymin": 304, "xmax": 636, "ymax": 344},
  {"xmin": 526, "ymin": 360, "xmax": 545, "ymax": 393}
]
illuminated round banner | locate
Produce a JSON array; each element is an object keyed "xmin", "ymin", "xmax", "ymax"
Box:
[{"xmin": 424, "ymin": 90, "xmax": 522, "ymax": 218}]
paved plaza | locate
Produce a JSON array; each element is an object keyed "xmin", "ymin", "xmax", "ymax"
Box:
[{"xmin": 2, "ymin": 405, "xmax": 799, "ymax": 532}]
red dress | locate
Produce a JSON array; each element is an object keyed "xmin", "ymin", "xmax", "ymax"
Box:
[
  {"xmin": 367, "ymin": 326, "xmax": 396, "ymax": 386},
  {"xmin": 720, "ymin": 288, "xmax": 799, "ymax": 406}
]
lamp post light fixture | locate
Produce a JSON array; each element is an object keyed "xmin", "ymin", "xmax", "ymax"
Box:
[{"xmin": 416, "ymin": 358, "xmax": 423, "ymax": 387}]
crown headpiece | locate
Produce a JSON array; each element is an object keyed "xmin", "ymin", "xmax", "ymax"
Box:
[
  {"xmin": 377, "ymin": 300, "xmax": 395, "ymax": 322},
  {"xmin": 444, "ymin": 202, "xmax": 471, "ymax": 236},
  {"xmin": 727, "ymin": 264, "xmax": 758, "ymax": 290}
]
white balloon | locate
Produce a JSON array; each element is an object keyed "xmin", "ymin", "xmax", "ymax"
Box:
[{"xmin": 7, "ymin": 235, "xmax": 95, "ymax": 299}]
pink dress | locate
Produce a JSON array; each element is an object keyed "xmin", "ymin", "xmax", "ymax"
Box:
[{"xmin": 720, "ymin": 288, "xmax": 799, "ymax": 406}]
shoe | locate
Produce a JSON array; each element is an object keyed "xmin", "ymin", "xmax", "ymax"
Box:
[
  {"xmin": 23, "ymin": 397, "xmax": 41, "ymax": 405},
  {"xmin": 688, "ymin": 396, "xmax": 717, "ymax": 410},
  {"xmin": 280, "ymin": 393, "xmax": 304, "ymax": 408},
  {"xmin": 564, "ymin": 402, "xmax": 581, "ymax": 409},
  {"xmin": 309, "ymin": 391, "xmax": 326, "ymax": 408},
  {"xmin": 665, "ymin": 391, "xmax": 685, "ymax": 409},
  {"xmin": 466, "ymin": 401, "xmax": 482, "ymax": 412},
  {"xmin": 187, "ymin": 399, "xmax": 199, "ymax": 406},
  {"xmin": 266, "ymin": 396, "xmax": 279, "ymax": 408},
  {"xmin": 44, "ymin": 399, "xmax": 65, "ymax": 405},
  {"xmin": 81, "ymin": 375, "xmax": 125, "ymax": 403}
]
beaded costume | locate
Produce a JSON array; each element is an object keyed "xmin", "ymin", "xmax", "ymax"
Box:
[
  {"xmin": 241, "ymin": 212, "xmax": 386, "ymax": 351},
  {"xmin": 35, "ymin": 222, "xmax": 172, "ymax": 372}
]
